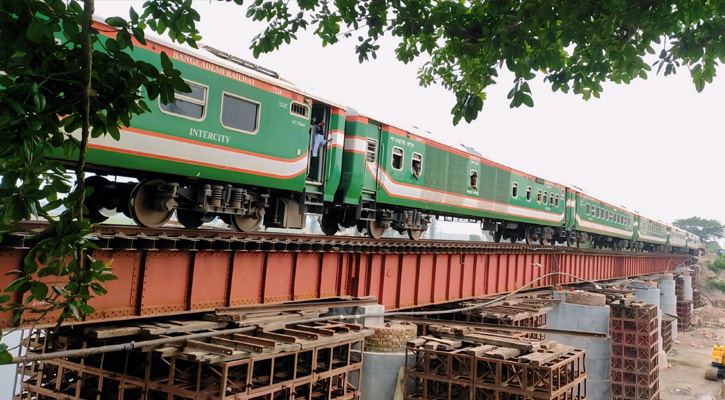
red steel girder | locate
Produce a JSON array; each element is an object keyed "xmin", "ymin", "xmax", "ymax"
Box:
[{"xmin": 0, "ymin": 243, "xmax": 687, "ymax": 330}]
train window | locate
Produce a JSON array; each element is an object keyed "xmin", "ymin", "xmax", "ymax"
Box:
[
  {"xmin": 537, "ymin": 189, "xmax": 542, "ymax": 204},
  {"xmin": 221, "ymin": 93, "xmax": 260, "ymax": 134},
  {"xmin": 526, "ymin": 186, "xmax": 532, "ymax": 201},
  {"xmin": 586, "ymin": 204, "xmax": 590, "ymax": 215},
  {"xmin": 543, "ymin": 191, "xmax": 548, "ymax": 205},
  {"xmin": 512, "ymin": 182, "xmax": 518, "ymax": 197},
  {"xmin": 596, "ymin": 208, "xmax": 601, "ymax": 218},
  {"xmin": 555, "ymin": 195, "xmax": 559, "ymax": 207},
  {"xmin": 609, "ymin": 212, "xmax": 613, "ymax": 221},
  {"xmin": 392, "ymin": 147, "xmax": 404, "ymax": 170},
  {"xmin": 470, "ymin": 170, "xmax": 479, "ymax": 189},
  {"xmin": 159, "ymin": 80, "xmax": 207, "ymax": 120},
  {"xmin": 365, "ymin": 139, "xmax": 378, "ymax": 163},
  {"xmin": 290, "ymin": 102, "xmax": 309, "ymax": 118},
  {"xmin": 412, "ymin": 153, "xmax": 423, "ymax": 178}
]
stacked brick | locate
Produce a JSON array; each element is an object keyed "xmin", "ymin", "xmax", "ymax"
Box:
[
  {"xmin": 675, "ymin": 275, "xmax": 692, "ymax": 331},
  {"xmin": 610, "ymin": 302, "xmax": 660, "ymax": 400},
  {"xmin": 364, "ymin": 322, "xmax": 418, "ymax": 352},
  {"xmin": 692, "ymin": 265, "xmax": 702, "ymax": 308},
  {"xmin": 661, "ymin": 315, "xmax": 675, "ymax": 353}
]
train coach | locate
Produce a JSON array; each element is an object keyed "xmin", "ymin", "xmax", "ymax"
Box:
[{"xmin": 55, "ymin": 18, "xmax": 701, "ymax": 254}]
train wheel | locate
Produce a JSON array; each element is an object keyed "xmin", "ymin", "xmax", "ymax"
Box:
[
  {"xmin": 493, "ymin": 231, "xmax": 502, "ymax": 243},
  {"xmin": 366, "ymin": 220, "xmax": 386, "ymax": 239},
  {"xmin": 231, "ymin": 208, "xmax": 265, "ymax": 233},
  {"xmin": 177, "ymin": 209, "xmax": 213, "ymax": 229},
  {"xmin": 84, "ymin": 176, "xmax": 111, "ymax": 223},
  {"xmin": 320, "ymin": 215, "xmax": 339, "ymax": 236},
  {"xmin": 524, "ymin": 227, "xmax": 534, "ymax": 245},
  {"xmin": 128, "ymin": 179, "xmax": 174, "ymax": 228},
  {"xmin": 540, "ymin": 237, "xmax": 550, "ymax": 246},
  {"xmin": 566, "ymin": 232, "xmax": 576, "ymax": 247},
  {"xmin": 408, "ymin": 229, "xmax": 425, "ymax": 241}
]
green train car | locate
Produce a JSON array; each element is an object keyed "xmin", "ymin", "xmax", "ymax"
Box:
[{"xmin": 62, "ymin": 19, "xmax": 701, "ymax": 254}]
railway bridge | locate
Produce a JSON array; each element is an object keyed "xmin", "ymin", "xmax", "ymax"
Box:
[
  {"xmin": 0, "ymin": 224, "xmax": 690, "ymax": 400},
  {"xmin": 0, "ymin": 223, "xmax": 685, "ymax": 330}
]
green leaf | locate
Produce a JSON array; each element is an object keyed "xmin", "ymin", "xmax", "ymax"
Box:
[
  {"xmin": 0, "ymin": 295, "xmax": 10, "ymax": 303},
  {"xmin": 105, "ymin": 16, "xmax": 128, "ymax": 28},
  {"xmin": 160, "ymin": 51, "xmax": 173, "ymax": 71},
  {"xmin": 5, "ymin": 277, "xmax": 29, "ymax": 293},
  {"xmin": 31, "ymin": 283, "xmax": 48, "ymax": 300},
  {"xmin": 23, "ymin": 259, "xmax": 38, "ymax": 275},
  {"xmin": 27, "ymin": 21, "xmax": 49, "ymax": 43},
  {"xmin": 0, "ymin": 351, "xmax": 12, "ymax": 365}
]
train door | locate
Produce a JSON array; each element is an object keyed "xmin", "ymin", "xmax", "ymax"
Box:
[
  {"xmin": 307, "ymin": 105, "xmax": 330, "ymax": 183},
  {"xmin": 362, "ymin": 123, "xmax": 382, "ymax": 193}
]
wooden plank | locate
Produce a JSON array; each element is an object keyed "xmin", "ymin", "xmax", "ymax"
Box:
[
  {"xmin": 293, "ymin": 325, "xmax": 335, "ymax": 336},
  {"xmin": 519, "ymin": 345, "xmax": 574, "ymax": 365},
  {"xmin": 540, "ymin": 341, "xmax": 558, "ymax": 350},
  {"xmin": 211, "ymin": 337, "xmax": 261, "ymax": 353},
  {"xmin": 249, "ymin": 330, "xmax": 298, "ymax": 344},
  {"xmin": 407, "ymin": 338, "xmax": 427, "ymax": 347},
  {"xmin": 282, "ymin": 328, "xmax": 319, "ymax": 340},
  {"xmin": 142, "ymin": 320, "xmax": 228, "ymax": 335},
  {"xmin": 463, "ymin": 345, "xmax": 496, "ymax": 356},
  {"xmin": 85, "ymin": 326, "xmax": 142, "ymax": 339},
  {"xmin": 484, "ymin": 347, "xmax": 520, "ymax": 360},
  {"xmin": 232, "ymin": 334, "xmax": 276, "ymax": 348},
  {"xmin": 436, "ymin": 332, "xmax": 534, "ymax": 351},
  {"xmin": 185, "ymin": 340, "xmax": 234, "ymax": 355}
]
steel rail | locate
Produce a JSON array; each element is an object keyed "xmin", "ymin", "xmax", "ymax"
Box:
[{"xmin": 6, "ymin": 221, "xmax": 683, "ymax": 256}]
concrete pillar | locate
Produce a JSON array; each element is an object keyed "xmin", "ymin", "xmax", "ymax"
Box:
[
  {"xmin": 360, "ymin": 322, "xmax": 417, "ymax": 400},
  {"xmin": 658, "ymin": 278, "xmax": 678, "ymax": 340},
  {"xmin": 684, "ymin": 275, "xmax": 693, "ymax": 301},
  {"xmin": 635, "ymin": 287, "xmax": 667, "ymax": 370},
  {"xmin": 548, "ymin": 291, "xmax": 610, "ymax": 400}
]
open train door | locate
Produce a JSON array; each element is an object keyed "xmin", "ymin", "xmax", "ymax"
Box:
[
  {"xmin": 362, "ymin": 122, "xmax": 382, "ymax": 193},
  {"xmin": 356, "ymin": 122, "xmax": 382, "ymax": 224}
]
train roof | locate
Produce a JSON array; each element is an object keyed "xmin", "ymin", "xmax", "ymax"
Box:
[
  {"xmin": 93, "ymin": 15, "xmax": 347, "ymax": 111},
  {"xmin": 346, "ymin": 108, "xmax": 566, "ymax": 188}
]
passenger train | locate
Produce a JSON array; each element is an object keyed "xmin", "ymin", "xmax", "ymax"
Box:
[{"xmin": 58, "ymin": 18, "xmax": 704, "ymax": 255}]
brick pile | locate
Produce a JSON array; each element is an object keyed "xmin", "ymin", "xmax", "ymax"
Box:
[
  {"xmin": 364, "ymin": 322, "xmax": 417, "ymax": 353},
  {"xmin": 675, "ymin": 275, "xmax": 692, "ymax": 331},
  {"xmin": 610, "ymin": 302, "xmax": 660, "ymax": 400}
]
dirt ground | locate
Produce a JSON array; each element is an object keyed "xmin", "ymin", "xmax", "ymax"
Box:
[{"xmin": 660, "ymin": 253, "xmax": 725, "ymax": 399}]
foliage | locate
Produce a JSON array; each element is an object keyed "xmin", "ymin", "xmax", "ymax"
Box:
[
  {"xmin": 707, "ymin": 241, "xmax": 722, "ymax": 254},
  {"xmin": 708, "ymin": 255, "xmax": 725, "ymax": 272},
  {"xmin": 0, "ymin": 0, "xmax": 200, "ymax": 364},
  {"xmin": 673, "ymin": 216, "xmax": 724, "ymax": 241},
  {"xmin": 709, "ymin": 276, "xmax": 725, "ymax": 293},
  {"xmin": 240, "ymin": 0, "xmax": 725, "ymax": 124}
]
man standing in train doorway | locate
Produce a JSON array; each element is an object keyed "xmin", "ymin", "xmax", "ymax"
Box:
[{"xmin": 309, "ymin": 119, "xmax": 327, "ymax": 182}]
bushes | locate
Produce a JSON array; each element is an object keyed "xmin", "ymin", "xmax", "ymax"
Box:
[
  {"xmin": 709, "ymin": 277, "xmax": 725, "ymax": 292},
  {"xmin": 708, "ymin": 255, "xmax": 725, "ymax": 272}
]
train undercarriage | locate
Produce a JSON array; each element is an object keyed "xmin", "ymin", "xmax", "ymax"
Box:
[{"xmin": 81, "ymin": 173, "xmax": 697, "ymax": 254}]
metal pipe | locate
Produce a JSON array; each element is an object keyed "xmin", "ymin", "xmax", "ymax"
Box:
[{"xmin": 390, "ymin": 316, "xmax": 607, "ymax": 338}]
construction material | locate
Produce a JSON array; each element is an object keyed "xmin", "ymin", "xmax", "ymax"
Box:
[
  {"xmin": 14, "ymin": 311, "xmax": 372, "ymax": 400},
  {"xmin": 405, "ymin": 325, "xmax": 587, "ymax": 399},
  {"xmin": 610, "ymin": 301, "xmax": 660, "ymax": 400}
]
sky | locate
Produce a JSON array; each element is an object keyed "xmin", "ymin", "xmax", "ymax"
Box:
[
  {"xmin": 95, "ymin": 0, "xmax": 724, "ymax": 230},
  {"xmin": 1, "ymin": 3, "xmax": 723, "ymax": 398}
]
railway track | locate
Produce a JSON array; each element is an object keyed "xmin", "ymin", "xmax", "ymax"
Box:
[{"xmin": 5, "ymin": 221, "xmax": 678, "ymax": 256}]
